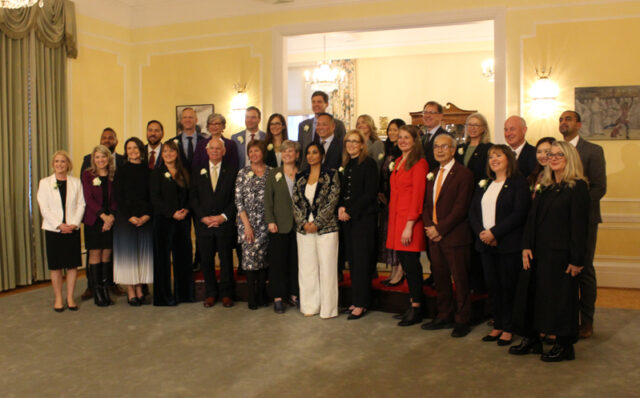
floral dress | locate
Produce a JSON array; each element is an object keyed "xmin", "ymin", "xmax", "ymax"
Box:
[{"xmin": 235, "ymin": 165, "xmax": 272, "ymax": 271}]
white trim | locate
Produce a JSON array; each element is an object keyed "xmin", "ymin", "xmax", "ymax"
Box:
[
  {"xmin": 602, "ymin": 197, "xmax": 640, "ymax": 203},
  {"xmin": 595, "ymin": 261, "xmax": 640, "ymax": 289},
  {"xmin": 509, "ymin": 0, "xmax": 640, "ymax": 12},
  {"xmin": 602, "ymin": 213, "xmax": 640, "ymax": 223}
]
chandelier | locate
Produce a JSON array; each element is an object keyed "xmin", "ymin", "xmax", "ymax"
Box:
[
  {"xmin": 0, "ymin": 0, "xmax": 43, "ymax": 8},
  {"xmin": 304, "ymin": 36, "xmax": 345, "ymax": 94}
]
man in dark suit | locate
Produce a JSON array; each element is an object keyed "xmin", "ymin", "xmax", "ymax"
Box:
[
  {"xmin": 79, "ymin": 127, "xmax": 126, "ymax": 301},
  {"xmin": 420, "ymin": 101, "xmax": 449, "ymax": 172},
  {"xmin": 503, "ymin": 116, "xmax": 536, "ymax": 177},
  {"xmin": 230, "ymin": 106, "xmax": 266, "ymax": 169},
  {"xmin": 315, "ymin": 113, "xmax": 343, "ymax": 170},
  {"xmin": 175, "ymin": 107, "xmax": 207, "ymax": 173},
  {"xmin": 146, "ymin": 120, "xmax": 164, "ymax": 170},
  {"xmin": 190, "ymin": 138, "xmax": 238, "ymax": 308},
  {"xmin": 421, "ymin": 133, "xmax": 475, "ymax": 338},
  {"xmin": 559, "ymin": 110, "xmax": 607, "ymax": 339},
  {"xmin": 298, "ymin": 91, "xmax": 346, "ymax": 170}
]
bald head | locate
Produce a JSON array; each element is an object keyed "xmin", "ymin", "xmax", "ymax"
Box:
[{"xmin": 504, "ymin": 115, "xmax": 527, "ymax": 149}]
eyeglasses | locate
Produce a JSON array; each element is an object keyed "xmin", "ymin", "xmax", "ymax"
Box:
[
  {"xmin": 466, "ymin": 123, "xmax": 483, "ymax": 128},
  {"xmin": 345, "ymin": 139, "xmax": 362, "ymax": 144},
  {"xmin": 209, "ymin": 122, "xmax": 223, "ymax": 126},
  {"xmin": 547, "ymin": 152, "xmax": 565, "ymax": 159},
  {"xmin": 433, "ymin": 144, "xmax": 451, "ymax": 150}
]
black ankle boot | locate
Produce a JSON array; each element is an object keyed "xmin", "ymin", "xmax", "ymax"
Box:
[
  {"xmin": 101, "ymin": 262, "xmax": 113, "ymax": 305},
  {"xmin": 397, "ymin": 306, "xmax": 422, "ymax": 326},
  {"xmin": 541, "ymin": 343, "xmax": 575, "ymax": 362},
  {"xmin": 91, "ymin": 264, "xmax": 108, "ymax": 307},
  {"xmin": 509, "ymin": 337, "xmax": 543, "ymax": 355}
]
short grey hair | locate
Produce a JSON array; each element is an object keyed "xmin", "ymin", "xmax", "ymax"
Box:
[
  {"xmin": 205, "ymin": 137, "xmax": 225, "ymax": 149},
  {"xmin": 434, "ymin": 133, "xmax": 457, "ymax": 149},
  {"xmin": 206, "ymin": 113, "xmax": 226, "ymax": 128},
  {"xmin": 280, "ymin": 139, "xmax": 300, "ymax": 153}
]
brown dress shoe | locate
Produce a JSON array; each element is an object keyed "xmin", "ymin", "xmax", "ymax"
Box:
[
  {"xmin": 579, "ymin": 321, "xmax": 593, "ymax": 339},
  {"xmin": 203, "ymin": 297, "xmax": 216, "ymax": 308},
  {"xmin": 222, "ymin": 297, "xmax": 234, "ymax": 308},
  {"xmin": 80, "ymin": 288, "xmax": 93, "ymax": 301}
]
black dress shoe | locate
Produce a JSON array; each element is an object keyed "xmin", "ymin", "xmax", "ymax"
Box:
[
  {"xmin": 509, "ymin": 337, "xmax": 543, "ymax": 355},
  {"xmin": 53, "ymin": 306, "xmax": 65, "ymax": 313},
  {"xmin": 248, "ymin": 303, "xmax": 258, "ymax": 310},
  {"xmin": 497, "ymin": 338, "xmax": 512, "ymax": 346},
  {"xmin": 347, "ymin": 309, "xmax": 367, "ymax": 320},
  {"xmin": 482, "ymin": 333, "xmax": 501, "ymax": 342},
  {"xmin": 421, "ymin": 318, "xmax": 453, "ymax": 330},
  {"xmin": 422, "ymin": 275, "xmax": 435, "ymax": 287},
  {"xmin": 393, "ymin": 307, "xmax": 410, "ymax": 320},
  {"xmin": 128, "ymin": 297, "xmax": 141, "ymax": 307},
  {"xmin": 274, "ymin": 301, "xmax": 285, "ymax": 314},
  {"xmin": 541, "ymin": 343, "xmax": 575, "ymax": 362},
  {"xmin": 397, "ymin": 307, "xmax": 422, "ymax": 326},
  {"xmin": 67, "ymin": 304, "xmax": 79, "ymax": 311},
  {"xmin": 451, "ymin": 323, "xmax": 471, "ymax": 338},
  {"xmin": 386, "ymin": 276, "xmax": 406, "ymax": 287}
]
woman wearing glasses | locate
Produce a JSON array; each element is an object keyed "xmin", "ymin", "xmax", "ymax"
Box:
[
  {"xmin": 265, "ymin": 113, "xmax": 289, "ymax": 168},
  {"xmin": 455, "ymin": 113, "xmax": 493, "ymax": 184}
]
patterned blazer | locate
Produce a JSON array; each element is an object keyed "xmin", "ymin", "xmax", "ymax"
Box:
[{"xmin": 292, "ymin": 168, "xmax": 340, "ymax": 235}]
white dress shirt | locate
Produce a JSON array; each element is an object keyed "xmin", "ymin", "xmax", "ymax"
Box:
[
  {"xmin": 512, "ymin": 142, "xmax": 526, "ymax": 159},
  {"xmin": 481, "ymin": 180, "xmax": 505, "ymax": 230},
  {"xmin": 569, "ymin": 135, "xmax": 580, "ymax": 147}
]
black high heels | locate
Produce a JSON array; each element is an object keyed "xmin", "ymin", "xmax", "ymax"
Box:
[{"xmin": 386, "ymin": 275, "xmax": 406, "ymax": 287}]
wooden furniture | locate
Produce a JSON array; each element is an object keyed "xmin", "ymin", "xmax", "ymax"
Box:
[{"xmin": 410, "ymin": 102, "xmax": 477, "ymax": 141}]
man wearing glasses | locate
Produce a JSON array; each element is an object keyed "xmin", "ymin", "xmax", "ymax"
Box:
[
  {"xmin": 421, "ymin": 101, "xmax": 449, "ymax": 172},
  {"xmin": 559, "ymin": 110, "xmax": 606, "ymax": 339}
]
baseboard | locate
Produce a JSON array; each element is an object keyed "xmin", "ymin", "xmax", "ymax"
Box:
[{"xmin": 595, "ymin": 260, "xmax": 640, "ymax": 288}]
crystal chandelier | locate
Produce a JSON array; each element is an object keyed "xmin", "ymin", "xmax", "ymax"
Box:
[
  {"xmin": 0, "ymin": 0, "xmax": 43, "ymax": 8},
  {"xmin": 304, "ymin": 36, "xmax": 345, "ymax": 94}
]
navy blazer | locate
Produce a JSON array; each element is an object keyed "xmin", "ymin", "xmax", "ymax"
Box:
[
  {"xmin": 517, "ymin": 142, "xmax": 537, "ymax": 178},
  {"xmin": 339, "ymin": 157, "xmax": 379, "ymax": 220},
  {"xmin": 322, "ymin": 134, "xmax": 343, "ymax": 171},
  {"xmin": 189, "ymin": 162, "xmax": 238, "ymax": 237},
  {"xmin": 468, "ymin": 175, "xmax": 531, "ymax": 254},
  {"xmin": 175, "ymin": 132, "xmax": 207, "ymax": 172}
]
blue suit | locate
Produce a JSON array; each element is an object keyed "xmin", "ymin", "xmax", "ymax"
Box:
[{"xmin": 230, "ymin": 130, "xmax": 266, "ymax": 168}]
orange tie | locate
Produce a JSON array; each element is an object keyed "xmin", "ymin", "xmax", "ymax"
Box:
[{"xmin": 432, "ymin": 167, "xmax": 445, "ymax": 224}]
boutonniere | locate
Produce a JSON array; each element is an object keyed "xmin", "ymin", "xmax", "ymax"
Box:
[
  {"xmin": 378, "ymin": 153, "xmax": 384, "ymax": 160},
  {"xmin": 275, "ymin": 171, "xmax": 283, "ymax": 182},
  {"xmin": 267, "ymin": 143, "xmax": 274, "ymax": 151},
  {"xmin": 238, "ymin": 136, "xmax": 244, "ymax": 144},
  {"xmin": 164, "ymin": 172, "xmax": 172, "ymax": 180},
  {"xmin": 247, "ymin": 171, "xmax": 254, "ymax": 178},
  {"xmin": 388, "ymin": 161, "xmax": 395, "ymax": 172},
  {"xmin": 53, "ymin": 182, "xmax": 58, "ymax": 190},
  {"xmin": 458, "ymin": 147, "xmax": 464, "ymax": 156},
  {"xmin": 92, "ymin": 177, "xmax": 101, "ymax": 186},
  {"xmin": 426, "ymin": 172, "xmax": 434, "ymax": 181},
  {"xmin": 304, "ymin": 125, "xmax": 310, "ymax": 132},
  {"xmin": 200, "ymin": 168, "xmax": 207, "ymax": 176},
  {"xmin": 338, "ymin": 166, "xmax": 344, "ymax": 173},
  {"xmin": 478, "ymin": 179, "xmax": 489, "ymax": 190},
  {"xmin": 534, "ymin": 183, "xmax": 542, "ymax": 193},
  {"xmin": 173, "ymin": 139, "xmax": 179, "ymax": 145}
]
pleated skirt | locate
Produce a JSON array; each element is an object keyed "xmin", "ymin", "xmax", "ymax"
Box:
[{"xmin": 113, "ymin": 218, "xmax": 153, "ymax": 285}]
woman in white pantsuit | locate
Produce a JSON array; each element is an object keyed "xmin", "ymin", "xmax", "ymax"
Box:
[{"xmin": 292, "ymin": 142, "xmax": 341, "ymax": 318}]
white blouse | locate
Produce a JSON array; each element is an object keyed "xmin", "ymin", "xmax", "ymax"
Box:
[
  {"xmin": 305, "ymin": 182, "xmax": 317, "ymax": 222},
  {"xmin": 481, "ymin": 180, "xmax": 505, "ymax": 230}
]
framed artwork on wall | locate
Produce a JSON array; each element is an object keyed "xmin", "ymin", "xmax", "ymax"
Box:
[
  {"xmin": 176, "ymin": 104, "xmax": 215, "ymax": 135},
  {"xmin": 575, "ymin": 86, "xmax": 640, "ymax": 140}
]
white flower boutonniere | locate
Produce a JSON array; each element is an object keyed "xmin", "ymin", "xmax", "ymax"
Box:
[
  {"xmin": 200, "ymin": 168, "xmax": 207, "ymax": 176},
  {"xmin": 164, "ymin": 172, "xmax": 171, "ymax": 180},
  {"xmin": 338, "ymin": 166, "xmax": 344, "ymax": 173},
  {"xmin": 173, "ymin": 139, "xmax": 179, "ymax": 145},
  {"xmin": 247, "ymin": 171, "xmax": 254, "ymax": 178},
  {"xmin": 92, "ymin": 177, "xmax": 101, "ymax": 186},
  {"xmin": 535, "ymin": 183, "xmax": 542, "ymax": 193},
  {"xmin": 378, "ymin": 153, "xmax": 384, "ymax": 160},
  {"xmin": 238, "ymin": 136, "xmax": 244, "ymax": 144},
  {"xmin": 426, "ymin": 172, "xmax": 434, "ymax": 181},
  {"xmin": 267, "ymin": 143, "xmax": 274, "ymax": 151},
  {"xmin": 275, "ymin": 172, "xmax": 283, "ymax": 182},
  {"xmin": 53, "ymin": 182, "xmax": 58, "ymax": 190},
  {"xmin": 478, "ymin": 179, "xmax": 489, "ymax": 190},
  {"xmin": 458, "ymin": 147, "xmax": 464, "ymax": 156},
  {"xmin": 304, "ymin": 125, "xmax": 310, "ymax": 132},
  {"xmin": 389, "ymin": 161, "xmax": 395, "ymax": 172}
]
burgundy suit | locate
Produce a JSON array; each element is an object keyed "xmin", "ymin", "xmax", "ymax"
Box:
[
  {"xmin": 422, "ymin": 161, "xmax": 474, "ymax": 324},
  {"xmin": 81, "ymin": 170, "xmax": 117, "ymax": 226}
]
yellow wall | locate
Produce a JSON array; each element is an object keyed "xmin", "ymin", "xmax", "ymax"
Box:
[{"xmin": 69, "ymin": 0, "xmax": 640, "ymax": 286}]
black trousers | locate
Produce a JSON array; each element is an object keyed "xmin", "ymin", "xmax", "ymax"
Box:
[
  {"xmin": 153, "ymin": 216, "xmax": 194, "ymax": 305},
  {"xmin": 197, "ymin": 232, "xmax": 235, "ymax": 299},
  {"xmin": 267, "ymin": 230, "xmax": 299, "ymax": 299},
  {"xmin": 344, "ymin": 214, "xmax": 376, "ymax": 308},
  {"xmin": 397, "ymin": 251, "xmax": 423, "ymax": 305},
  {"xmin": 578, "ymin": 223, "xmax": 598, "ymax": 323},
  {"xmin": 246, "ymin": 269, "xmax": 267, "ymax": 307},
  {"xmin": 481, "ymin": 249, "xmax": 520, "ymax": 332}
]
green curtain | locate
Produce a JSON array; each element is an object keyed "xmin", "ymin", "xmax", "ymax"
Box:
[{"xmin": 0, "ymin": 0, "xmax": 76, "ymax": 291}]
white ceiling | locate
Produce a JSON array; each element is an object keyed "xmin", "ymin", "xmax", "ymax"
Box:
[{"xmin": 72, "ymin": 0, "xmax": 374, "ymax": 28}]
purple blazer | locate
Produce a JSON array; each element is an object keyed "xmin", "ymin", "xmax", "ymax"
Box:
[
  {"xmin": 192, "ymin": 136, "xmax": 239, "ymax": 171},
  {"xmin": 81, "ymin": 169, "xmax": 117, "ymax": 226}
]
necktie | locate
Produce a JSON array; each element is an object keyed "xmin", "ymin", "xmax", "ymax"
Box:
[
  {"xmin": 210, "ymin": 164, "xmax": 218, "ymax": 192},
  {"xmin": 432, "ymin": 167, "xmax": 445, "ymax": 224},
  {"xmin": 148, "ymin": 150, "xmax": 155, "ymax": 169},
  {"xmin": 321, "ymin": 139, "xmax": 326, "ymax": 147},
  {"xmin": 250, "ymin": 133, "xmax": 255, "ymax": 142},
  {"xmin": 187, "ymin": 136, "xmax": 194, "ymax": 161}
]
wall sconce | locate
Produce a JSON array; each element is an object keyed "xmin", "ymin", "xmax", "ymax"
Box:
[
  {"xmin": 230, "ymin": 83, "xmax": 248, "ymax": 125},
  {"xmin": 529, "ymin": 67, "xmax": 559, "ymax": 118},
  {"xmin": 481, "ymin": 58, "xmax": 494, "ymax": 82}
]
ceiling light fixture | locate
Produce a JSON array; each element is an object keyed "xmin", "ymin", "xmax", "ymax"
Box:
[
  {"xmin": 0, "ymin": 0, "xmax": 43, "ymax": 9},
  {"xmin": 303, "ymin": 35, "xmax": 345, "ymax": 94}
]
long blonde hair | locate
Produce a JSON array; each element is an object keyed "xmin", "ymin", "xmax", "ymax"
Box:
[
  {"xmin": 465, "ymin": 112, "xmax": 491, "ymax": 144},
  {"xmin": 89, "ymin": 145, "xmax": 115, "ymax": 181},
  {"xmin": 540, "ymin": 141, "xmax": 586, "ymax": 188},
  {"xmin": 356, "ymin": 114, "xmax": 380, "ymax": 142},
  {"xmin": 341, "ymin": 130, "xmax": 369, "ymax": 167}
]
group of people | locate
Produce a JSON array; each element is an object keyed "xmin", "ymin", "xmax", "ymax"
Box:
[{"xmin": 37, "ymin": 91, "xmax": 606, "ymax": 363}]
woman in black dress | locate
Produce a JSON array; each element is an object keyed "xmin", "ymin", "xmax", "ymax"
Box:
[
  {"xmin": 338, "ymin": 130, "xmax": 379, "ymax": 319},
  {"xmin": 81, "ymin": 145, "xmax": 117, "ymax": 307},
  {"xmin": 264, "ymin": 113, "xmax": 288, "ymax": 168},
  {"xmin": 37, "ymin": 151, "xmax": 86, "ymax": 311},
  {"xmin": 513, "ymin": 141, "xmax": 589, "ymax": 362},
  {"xmin": 150, "ymin": 139, "xmax": 194, "ymax": 306}
]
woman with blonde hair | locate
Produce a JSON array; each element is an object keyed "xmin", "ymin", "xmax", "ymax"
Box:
[
  {"xmin": 513, "ymin": 141, "xmax": 589, "ymax": 361},
  {"xmin": 356, "ymin": 114, "xmax": 385, "ymax": 169},
  {"xmin": 37, "ymin": 151, "xmax": 86, "ymax": 311}
]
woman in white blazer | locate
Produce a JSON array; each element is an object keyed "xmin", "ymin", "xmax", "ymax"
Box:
[{"xmin": 37, "ymin": 150, "xmax": 86, "ymax": 312}]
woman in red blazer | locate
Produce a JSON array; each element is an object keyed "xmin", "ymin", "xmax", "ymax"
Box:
[{"xmin": 387, "ymin": 125, "xmax": 428, "ymax": 326}]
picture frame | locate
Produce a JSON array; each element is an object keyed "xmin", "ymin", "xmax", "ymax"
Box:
[
  {"xmin": 176, "ymin": 104, "xmax": 215, "ymax": 135},
  {"xmin": 575, "ymin": 86, "xmax": 640, "ymax": 140}
]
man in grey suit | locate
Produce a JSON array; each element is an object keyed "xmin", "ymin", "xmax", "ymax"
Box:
[
  {"xmin": 298, "ymin": 91, "xmax": 346, "ymax": 170},
  {"xmin": 559, "ymin": 110, "xmax": 607, "ymax": 339},
  {"xmin": 231, "ymin": 106, "xmax": 266, "ymax": 168}
]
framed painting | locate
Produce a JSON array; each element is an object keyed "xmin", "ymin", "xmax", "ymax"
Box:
[
  {"xmin": 176, "ymin": 104, "xmax": 215, "ymax": 135},
  {"xmin": 575, "ymin": 86, "xmax": 640, "ymax": 140}
]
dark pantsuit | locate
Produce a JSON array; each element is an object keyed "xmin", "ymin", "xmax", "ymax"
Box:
[
  {"xmin": 429, "ymin": 242, "xmax": 471, "ymax": 324},
  {"xmin": 198, "ymin": 234, "xmax": 235, "ymax": 299},
  {"xmin": 153, "ymin": 216, "xmax": 194, "ymax": 305},
  {"xmin": 481, "ymin": 250, "xmax": 520, "ymax": 332},
  {"xmin": 469, "ymin": 247, "xmax": 486, "ymax": 293},
  {"xmin": 578, "ymin": 223, "xmax": 598, "ymax": 323},
  {"xmin": 344, "ymin": 214, "xmax": 376, "ymax": 308},
  {"xmin": 267, "ymin": 230, "xmax": 299, "ymax": 299},
  {"xmin": 397, "ymin": 251, "xmax": 423, "ymax": 304}
]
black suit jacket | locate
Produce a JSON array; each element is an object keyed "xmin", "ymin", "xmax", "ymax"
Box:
[
  {"xmin": 81, "ymin": 152, "xmax": 125, "ymax": 173},
  {"xmin": 322, "ymin": 134, "xmax": 343, "ymax": 171},
  {"xmin": 175, "ymin": 132, "xmax": 207, "ymax": 172},
  {"xmin": 189, "ymin": 163, "xmax": 238, "ymax": 237},
  {"xmin": 516, "ymin": 142, "xmax": 537, "ymax": 178},
  {"xmin": 468, "ymin": 175, "xmax": 531, "ymax": 253},
  {"xmin": 455, "ymin": 142, "xmax": 492, "ymax": 184},
  {"xmin": 149, "ymin": 165, "xmax": 189, "ymax": 219},
  {"xmin": 421, "ymin": 126, "xmax": 449, "ymax": 172},
  {"xmin": 576, "ymin": 137, "xmax": 606, "ymax": 224},
  {"xmin": 339, "ymin": 157, "xmax": 379, "ymax": 220},
  {"xmin": 299, "ymin": 117, "xmax": 346, "ymax": 170}
]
